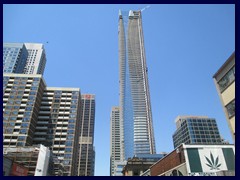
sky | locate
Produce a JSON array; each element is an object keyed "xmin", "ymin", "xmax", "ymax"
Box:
[{"xmin": 3, "ymin": 4, "xmax": 235, "ymax": 176}]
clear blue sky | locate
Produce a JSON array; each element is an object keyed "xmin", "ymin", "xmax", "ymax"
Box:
[{"xmin": 3, "ymin": 4, "xmax": 235, "ymax": 176}]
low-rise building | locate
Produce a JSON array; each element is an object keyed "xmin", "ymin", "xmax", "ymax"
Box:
[
  {"xmin": 122, "ymin": 154, "xmax": 165, "ymax": 176},
  {"xmin": 148, "ymin": 144, "xmax": 235, "ymax": 176},
  {"xmin": 3, "ymin": 144, "xmax": 52, "ymax": 176}
]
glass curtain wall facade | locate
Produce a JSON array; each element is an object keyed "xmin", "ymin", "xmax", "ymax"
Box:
[
  {"xmin": 172, "ymin": 116, "xmax": 223, "ymax": 148},
  {"xmin": 78, "ymin": 94, "xmax": 95, "ymax": 176},
  {"xmin": 118, "ymin": 10, "xmax": 156, "ymax": 160}
]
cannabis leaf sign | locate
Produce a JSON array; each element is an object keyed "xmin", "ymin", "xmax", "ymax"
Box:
[{"xmin": 205, "ymin": 152, "xmax": 221, "ymax": 170}]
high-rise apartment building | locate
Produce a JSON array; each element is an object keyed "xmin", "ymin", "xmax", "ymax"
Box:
[
  {"xmin": 110, "ymin": 107, "xmax": 122, "ymax": 176},
  {"xmin": 24, "ymin": 43, "xmax": 46, "ymax": 75},
  {"xmin": 34, "ymin": 87, "xmax": 82, "ymax": 176},
  {"xmin": 3, "ymin": 43, "xmax": 47, "ymax": 75},
  {"xmin": 172, "ymin": 116, "xmax": 223, "ymax": 149},
  {"xmin": 3, "ymin": 73, "xmax": 46, "ymax": 147},
  {"xmin": 78, "ymin": 94, "xmax": 95, "ymax": 176},
  {"xmin": 3, "ymin": 43, "xmax": 28, "ymax": 73},
  {"xmin": 213, "ymin": 52, "xmax": 235, "ymax": 143},
  {"xmin": 3, "ymin": 73, "xmax": 82, "ymax": 176},
  {"xmin": 118, "ymin": 10, "xmax": 156, "ymax": 159}
]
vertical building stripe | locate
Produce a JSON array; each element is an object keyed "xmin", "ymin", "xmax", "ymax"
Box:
[
  {"xmin": 186, "ymin": 148, "xmax": 203, "ymax": 172},
  {"xmin": 222, "ymin": 148, "xmax": 235, "ymax": 171}
]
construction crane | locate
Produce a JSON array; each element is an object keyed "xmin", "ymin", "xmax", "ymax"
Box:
[{"xmin": 141, "ymin": 5, "xmax": 150, "ymax": 12}]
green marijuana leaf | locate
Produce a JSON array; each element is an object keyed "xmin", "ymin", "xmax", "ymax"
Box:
[{"xmin": 205, "ymin": 152, "xmax": 221, "ymax": 170}]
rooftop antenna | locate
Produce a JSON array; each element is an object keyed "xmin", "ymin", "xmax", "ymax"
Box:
[{"xmin": 141, "ymin": 5, "xmax": 150, "ymax": 12}]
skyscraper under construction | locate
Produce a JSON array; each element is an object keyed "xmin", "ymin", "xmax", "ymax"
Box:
[{"xmin": 118, "ymin": 10, "xmax": 156, "ymax": 160}]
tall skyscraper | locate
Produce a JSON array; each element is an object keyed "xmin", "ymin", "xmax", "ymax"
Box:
[
  {"xmin": 118, "ymin": 10, "xmax": 156, "ymax": 160},
  {"xmin": 172, "ymin": 116, "xmax": 223, "ymax": 149},
  {"xmin": 78, "ymin": 94, "xmax": 95, "ymax": 176},
  {"xmin": 213, "ymin": 52, "xmax": 235, "ymax": 143},
  {"xmin": 3, "ymin": 43, "xmax": 47, "ymax": 75},
  {"xmin": 3, "ymin": 73, "xmax": 82, "ymax": 176},
  {"xmin": 110, "ymin": 107, "xmax": 122, "ymax": 176}
]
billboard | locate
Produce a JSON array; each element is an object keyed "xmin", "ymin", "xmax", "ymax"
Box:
[
  {"xmin": 184, "ymin": 144, "xmax": 235, "ymax": 176},
  {"xmin": 10, "ymin": 163, "xmax": 28, "ymax": 176}
]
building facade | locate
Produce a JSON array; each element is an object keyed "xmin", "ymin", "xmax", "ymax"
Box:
[
  {"xmin": 3, "ymin": 43, "xmax": 28, "ymax": 73},
  {"xmin": 34, "ymin": 87, "xmax": 82, "ymax": 176},
  {"xmin": 3, "ymin": 43, "xmax": 47, "ymax": 75},
  {"xmin": 118, "ymin": 10, "xmax": 156, "ymax": 160},
  {"xmin": 172, "ymin": 116, "xmax": 223, "ymax": 149},
  {"xmin": 3, "ymin": 73, "xmax": 46, "ymax": 147},
  {"xmin": 3, "ymin": 73, "xmax": 82, "ymax": 176},
  {"xmin": 110, "ymin": 107, "xmax": 122, "ymax": 176},
  {"xmin": 78, "ymin": 94, "xmax": 95, "ymax": 176},
  {"xmin": 213, "ymin": 52, "xmax": 235, "ymax": 143}
]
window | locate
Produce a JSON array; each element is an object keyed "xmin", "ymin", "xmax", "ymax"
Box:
[
  {"xmin": 20, "ymin": 129, "xmax": 27, "ymax": 134},
  {"xmin": 54, "ymin": 99, "xmax": 60, "ymax": 103},
  {"xmin": 32, "ymin": 82, "xmax": 38, "ymax": 86},
  {"xmin": 28, "ymin": 96, "xmax": 35, "ymax": 100},
  {"xmin": 23, "ymin": 117, "xmax": 30, "ymax": 122},
  {"xmin": 24, "ymin": 112, "xmax": 31, "ymax": 116},
  {"xmin": 72, "ymin": 96, "xmax": 78, "ymax": 99},
  {"xmin": 10, "ymin": 117, "xmax": 17, "ymax": 121},
  {"xmin": 65, "ymin": 148, "xmax": 72, "ymax": 152},
  {"xmin": 63, "ymin": 160, "xmax": 70, "ymax": 165},
  {"xmin": 64, "ymin": 154, "xmax": 72, "ymax": 159},
  {"xmin": 21, "ymin": 123, "xmax": 29, "ymax": 127},
  {"xmin": 31, "ymin": 86, "xmax": 37, "ymax": 90},
  {"xmin": 65, "ymin": 141, "xmax": 72, "ymax": 146},
  {"xmin": 218, "ymin": 66, "xmax": 235, "ymax": 92},
  {"xmin": 67, "ymin": 135, "xmax": 73, "ymax": 140},
  {"xmin": 68, "ymin": 119, "xmax": 75, "ymax": 123},
  {"xmin": 70, "ymin": 109, "xmax": 77, "ymax": 113},
  {"xmin": 69, "ymin": 114, "xmax": 76, "ymax": 118},
  {"xmin": 226, "ymin": 100, "xmax": 235, "ymax": 118},
  {"xmin": 12, "ymin": 111, "xmax": 18, "ymax": 115},
  {"xmin": 29, "ymin": 91, "xmax": 36, "ymax": 95},
  {"xmin": 3, "ymin": 117, "xmax": 8, "ymax": 121},
  {"xmin": 25, "ymin": 106, "xmax": 33, "ymax": 111},
  {"xmin": 68, "ymin": 124, "xmax": 74, "ymax": 129},
  {"xmin": 33, "ymin": 77, "xmax": 40, "ymax": 81},
  {"xmin": 55, "ymin": 95, "xmax": 61, "ymax": 98},
  {"xmin": 9, "ymin": 122, "xmax": 15, "ymax": 127},
  {"xmin": 18, "ymin": 136, "xmax": 26, "ymax": 141},
  {"xmin": 67, "ymin": 130, "xmax": 74, "ymax": 134},
  {"xmin": 17, "ymin": 142, "xmax": 24, "ymax": 146},
  {"xmin": 6, "ymin": 128, "xmax": 13, "ymax": 133},
  {"xmin": 70, "ymin": 105, "xmax": 76, "ymax": 109},
  {"xmin": 27, "ymin": 101, "xmax": 34, "ymax": 105}
]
